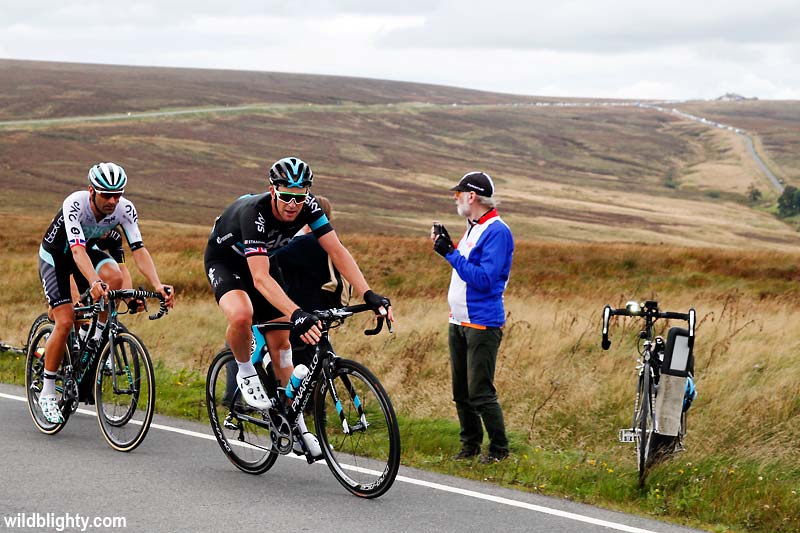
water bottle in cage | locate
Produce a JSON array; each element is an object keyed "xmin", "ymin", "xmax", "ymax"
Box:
[{"xmin": 285, "ymin": 365, "xmax": 309, "ymax": 399}]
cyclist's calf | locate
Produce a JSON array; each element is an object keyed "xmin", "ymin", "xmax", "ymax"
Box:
[{"xmin": 43, "ymin": 304, "xmax": 76, "ymax": 372}]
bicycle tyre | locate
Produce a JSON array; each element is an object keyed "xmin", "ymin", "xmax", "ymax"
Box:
[
  {"xmin": 314, "ymin": 358, "xmax": 400, "ymax": 498},
  {"xmin": 25, "ymin": 312, "xmax": 52, "ymax": 352},
  {"xmin": 635, "ymin": 363, "xmax": 655, "ymax": 486},
  {"xmin": 206, "ymin": 349, "xmax": 278, "ymax": 474},
  {"xmin": 95, "ymin": 332, "xmax": 155, "ymax": 452},
  {"xmin": 25, "ymin": 323, "xmax": 71, "ymax": 434}
]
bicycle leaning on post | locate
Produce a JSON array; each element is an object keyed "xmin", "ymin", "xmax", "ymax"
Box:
[
  {"xmin": 25, "ymin": 288, "xmax": 169, "ymax": 452},
  {"xmin": 601, "ymin": 299, "xmax": 697, "ymax": 486},
  {"xmin": 206, "ymin": 304, "xmax": 400, "ymax": 499}
]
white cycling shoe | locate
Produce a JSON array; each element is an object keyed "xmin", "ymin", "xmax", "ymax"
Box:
[
  {"xmin": 236, "ymin": 374, "xmax": 271, "ymax": 411},
  {"xmin": 293, "ymin": 431, "xmax": 324, "ymax": 459},
  {"xmin": 38, "ymin": 394, "xmax": 64, "ymax": 424}
]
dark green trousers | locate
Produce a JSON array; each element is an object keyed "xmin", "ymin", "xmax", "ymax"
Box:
[{"xmin": 448, "ymin": 324, "xmax": 508, "ymax": 453}]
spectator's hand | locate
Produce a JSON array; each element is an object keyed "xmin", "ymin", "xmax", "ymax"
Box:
[
  {"xmin": 433, "ymin": 234, "xmax": 455, "ymax": 258},
  {"xmin": 430, "ymin": 221, "xmax": 451, "ymax": 242},
  {"xmin": 291, "ymin": 308, "xmax": 322, "ymax": 345},
  {"xmin": 364, "ymin": 290, "xmax": 393, "ymax": 321},
  {"xmin": 156, "ymin": 284, "xmax": 175, "ymax": 309}
]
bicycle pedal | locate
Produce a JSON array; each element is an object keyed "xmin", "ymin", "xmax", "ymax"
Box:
[{"xmin": 618, "ymin": 428, "xmax": 637, "ymax": 443}]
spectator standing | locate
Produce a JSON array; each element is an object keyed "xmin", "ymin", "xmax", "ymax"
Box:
[{"xmin": 431, "ymin": 171, "xmax": 514, "ymax": 463}]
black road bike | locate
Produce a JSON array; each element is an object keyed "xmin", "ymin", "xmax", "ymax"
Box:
[
  {"xmin": 25, "ymin": 289, "xmax": 169, "ymax": 452},
  {"xmin": 602, "ymin": 300, "xmax": 696, "ymax": 486},
  {"xmin": 206, "ymin": 304, "xmax": 400, "ymax": 498}
]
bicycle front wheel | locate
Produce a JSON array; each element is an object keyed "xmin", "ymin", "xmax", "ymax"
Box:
[
  {"xmin": 634, "ymin": 363, "xmax": 655, "ymax": 486},
  {"xmin": 206, "ymin": 349, "xmax": 278, "ymax": 474},
  {"xmin": 95, "ymin": 332, "xmax": 155, "ymax": 452},
  {"xmin": 314, "ymin": 358, "xmax": 400, "ymax": 498},
  {"xmin": 25, "ymin": 322, "xmax": 71, "ymax": 434}
]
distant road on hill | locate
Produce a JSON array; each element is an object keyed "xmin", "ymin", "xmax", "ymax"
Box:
[{"xmin": 0, "ymin": 98, "xmax": 782, "ymax": 194}]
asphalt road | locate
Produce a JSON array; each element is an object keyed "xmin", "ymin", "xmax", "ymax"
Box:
[
  {"xmin": 0, "ymin": 383, "xmax": 703, "ymax": 533},
  {"xmin": 740, "ymin": 133, "xmax": 784, "ymax": 192}
]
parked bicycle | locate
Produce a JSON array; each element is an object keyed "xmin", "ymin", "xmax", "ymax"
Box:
[
  {"xmin": 206, "ymin": 304, "xmax": 400, "ymax": 498},
  {"xmin": 25, "ymin": 288, "xmax": 169, "ymax": 452},
  {"xmin": 602, "ymin": 299, "xmax": 696, "ymax": 486}
]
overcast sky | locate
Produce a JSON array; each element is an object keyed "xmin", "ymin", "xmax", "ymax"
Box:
[{"xmin": 2, "ymin": 1, "xmax": 799, "ymax": 100}]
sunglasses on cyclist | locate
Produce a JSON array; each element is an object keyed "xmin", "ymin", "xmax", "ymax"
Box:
[
  {"xmin": 98, "ymin": 192, "xmax": 123, "ymax": 199},
  {"xmin": 274, "ymin": 189, "xmax": 308, "ymax": 204}
]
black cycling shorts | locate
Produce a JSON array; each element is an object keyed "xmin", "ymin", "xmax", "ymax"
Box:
[
  {"xmin": 203, "ymin": 247, "xmax": 285, "ymax": 323},
  {"xmin": 38, "ymin": 246, "xmax": 114, "ymax": 308}
]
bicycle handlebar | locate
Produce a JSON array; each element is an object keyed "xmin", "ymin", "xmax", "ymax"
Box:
[
  {"xmin": 258, "ymin": 304, "xmax": 393, "ymax": 334},
  {"xmin": 78, "ymin": 287, "xmax": 170, "ymax": 320},
  {"xmin": 313, "ymin": 303, "xmax": 394, "ymax": 336},
  {"xmin": 601, "ymin": 302, "xmax": 695, "ymax": 351}
]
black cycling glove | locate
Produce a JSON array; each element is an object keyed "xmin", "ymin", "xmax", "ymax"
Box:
[
  {"xmin": 434, "ymin": 234, "xmax": 455, "ymax": 257},
  {"xmin": 364, "ymin": 290, "xmax": 391, "ymax": 313},
  {"xmin": 432, "ymin": 223, "xmax": 455, "ymax": 257},
  {"xmin": 291, "ymin": 308, "xmax": 319, "ymax": 337}
]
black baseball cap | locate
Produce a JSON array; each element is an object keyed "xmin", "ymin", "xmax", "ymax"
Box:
[{"xmin": 450, "ymin": 171, "xmax": 494, "ymax": 197}]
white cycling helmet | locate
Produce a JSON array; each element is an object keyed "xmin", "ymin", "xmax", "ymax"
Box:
[{"xmin": 88, "ymin": 162, "xmax": 127, "ymax": 193}]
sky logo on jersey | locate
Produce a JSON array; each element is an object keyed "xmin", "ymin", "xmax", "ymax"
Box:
[
  {"xmin": 244, "ymin": 246, "xmax": 269, "ymax": 256},
  {"xmin": 68, "ymin": 238, "xmax": 86, "ymax": 247}
]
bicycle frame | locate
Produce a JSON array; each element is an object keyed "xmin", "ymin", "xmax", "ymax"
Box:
[
  {"xmin": 62, "ymin": 289, "xmax": 168, "ymax": 408},
  {"xmin": 236, "ymin": 304, "xmax": 388, "ymax": 454}
]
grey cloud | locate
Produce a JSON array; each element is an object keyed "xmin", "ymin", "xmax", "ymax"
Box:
[
  {"xmin": 0, "ymin": 0, "xmax": 436, "ymax": 29},
  {"xmin": 377, "ymin": 0, "xmax": 800, "ymax": 52}
]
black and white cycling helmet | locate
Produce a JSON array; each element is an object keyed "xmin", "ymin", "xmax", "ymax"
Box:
[
  {"xmin": 268, "ymin": 157, "xmax": 313, "ymax": 189},
  {"xmin": 88, "ymin": 162, "xmax": 127, "ymax": 193}
]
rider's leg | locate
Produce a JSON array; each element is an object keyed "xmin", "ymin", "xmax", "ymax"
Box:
[
  {"xmin": 265, "ymin": 329, "xmax": 293, "ymax": 387},
  {"xmin": 218, "ymin": 290, "xmax": 254, "ymax": 364},
  {"xmin": 219, "ymin": 291, "xmax": 270, "ymax": 410},
  {"xmin": 44, "ymin": 304, "xmax": 75, "ymax": 373}
]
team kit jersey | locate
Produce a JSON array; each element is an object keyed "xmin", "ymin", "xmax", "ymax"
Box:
[
  {"xmin": 446, "ymin": 210, "xmax": 514, "ymax": 329},
  {"xmin": 40, "ymin": 191, "xmax": 143, "ymax": 258},
  {"xmin": 94, "ymin": 229, "xmax": 126, "ymax": 264},
  {"xmin": 38, "ymin": 191, "xmax": 143, "ymax": 308},
  {"xmin": 204, "ymin": 192, "xmax": 333, "ymax": 320}
]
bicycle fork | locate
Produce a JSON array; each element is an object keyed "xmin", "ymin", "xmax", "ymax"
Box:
[
  {"xmin": 619, "ymin": 358, "xmax": 652, "ymax": 443},
  {"xmin": 323, "ymin": 364, "xmax": 368, "ymax": 435}
]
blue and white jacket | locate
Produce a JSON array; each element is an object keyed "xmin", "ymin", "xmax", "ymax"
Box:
[{"xmin": 445, "ymin": 209, "xmax": 514, "ymax": 328}]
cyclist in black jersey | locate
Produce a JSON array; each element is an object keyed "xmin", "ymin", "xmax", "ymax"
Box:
[
  {"xmin": 37, "ymin": 162, "xmax": 175, "ymax": 423},
  {"xmin": 205, "ymin": 156, "xmax": 392, "ymax": 458}
]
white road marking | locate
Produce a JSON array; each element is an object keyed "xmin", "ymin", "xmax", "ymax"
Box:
[{"xmin": 1, "ymin": 391, "xmax": 657, "ymax": 533}]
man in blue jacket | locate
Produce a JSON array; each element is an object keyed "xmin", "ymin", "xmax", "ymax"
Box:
[{"xmin": 431, "ymin": 171, "xmax": 514, "ymax": 463}]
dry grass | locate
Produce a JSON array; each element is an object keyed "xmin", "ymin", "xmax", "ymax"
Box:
[{"xmin": 3, "ymin": 223, "xmax": 798, "ymax": 467}]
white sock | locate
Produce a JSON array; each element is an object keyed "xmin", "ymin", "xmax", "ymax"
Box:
[
  {"xmin": 93, "ymin": 321, "xmax": 106, "ymax": 341},
  {"xmin": 42, "ymin": 371, "xmax": 57, "ymax": 397},
  {"xmin": 296, "ymin": 413, "xmax": 309, "ymax": 434},
  {"xmin": 236, "ymin": 360, "xmax": 257, "ymax": 378}
]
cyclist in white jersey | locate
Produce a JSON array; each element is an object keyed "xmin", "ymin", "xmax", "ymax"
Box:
[{"xmin": 37, "ymin": 162, "xmax": 175, "ymax": 423}]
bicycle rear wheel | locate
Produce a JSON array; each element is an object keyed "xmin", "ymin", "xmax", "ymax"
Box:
[
  {"xmin": 95, "ymin": 332, "xmax": 155, "ymax": 452},
  {"xmin": 206, "ymin": 349, "xmax": 278, "ymax": 474},
  {"xmin": 25, "ymin": 312, "xmax": 52, "ymax": 352},
  {"xmin": 314, "ymin": 358, "xmax": 400, "ymax": 498},
  {"xmin": 25, "ymin": 323, "xmax": 71, "ymax": 434},
  {"xmin": 634, "ymin": 363, "xmax": 655, "ymax": 486}
]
